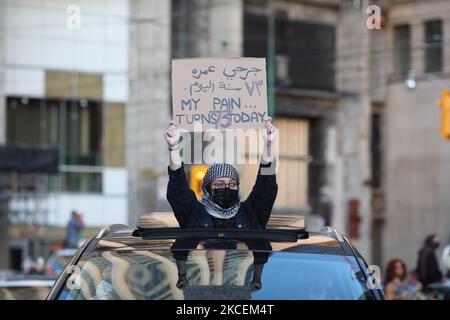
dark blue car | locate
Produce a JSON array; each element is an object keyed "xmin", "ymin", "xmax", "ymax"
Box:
[{"xmin": 47, "ymin": 213, "xmax": 385, "ymax": 300}]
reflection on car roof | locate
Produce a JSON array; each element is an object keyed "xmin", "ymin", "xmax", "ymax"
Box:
[{"xmin": 89, "ymin": 212, "xmax": 344, "ymax": 255}]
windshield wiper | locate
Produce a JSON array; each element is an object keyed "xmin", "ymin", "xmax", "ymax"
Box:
[{"xmin": 132, "ymin": 227, "xmax": 309, "ymax": 242}]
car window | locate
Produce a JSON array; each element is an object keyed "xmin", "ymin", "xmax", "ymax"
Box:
[
  {"xmin": 51, "ymin": 255, "xmax": 73, "ymax": 271},
  {"xmin": 56, "ymin": 250, "xmax": 373, "ymax": 300}
]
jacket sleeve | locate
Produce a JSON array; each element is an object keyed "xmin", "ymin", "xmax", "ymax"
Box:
[
  {"xmin": 244, "ymin": 161, "xmax": 278, "ymax": 228},
  {"xmin": 166, "ymin": 163, "xmax": 198, "ymax": 228}
]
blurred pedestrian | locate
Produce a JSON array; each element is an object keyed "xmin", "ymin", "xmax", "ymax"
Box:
[
  {"xmin": 441, "ymin": 233, "xmax": 450, "ymax": 278},
  {"xmin": 22, "ymin": 256, "xmax": 45, "ymax": 275},
  {"xmin": 384, "ymin": 259, "xmax": 420, "ymax": 300},
  {"xmin": 64, "ymin": 210, "xmax": 85, "ymax": 248},
  {"xmin": 21, "ymin": 256, "xmax": 35, "ymax": 274},
  {"xmin": 34, "ymin": 256, "xmax": 45, "ymax": 275},
  {"xmin": 416, "ymin": 234, "xmax": 443, "ymax": 290}
]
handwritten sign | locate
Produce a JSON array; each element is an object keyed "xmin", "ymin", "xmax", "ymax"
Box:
[{"xmin": 171, "ymin": 57, "xmax": 267, "ymax": 131}]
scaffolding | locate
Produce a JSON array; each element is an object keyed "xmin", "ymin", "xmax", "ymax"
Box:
[
  {"xmin": 0, "ymin": 145, "xmax": 58, "ymax": 269},
  {"xmin": 1, "ymin": 172, "xmax": 50, "ymax": 226}
]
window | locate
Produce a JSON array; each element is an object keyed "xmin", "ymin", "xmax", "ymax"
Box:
[
  {"xmin": 308, "ymin": 119, "xmax": 326, "ymax": 216},
  {"xmin": 6, "ymin": 71, "xmax": 125, "ymax": 193},
  {"xmin": 287, "ymin": 21, "xmax": 335, "ymax": 91},
  {"xmin": 6, "ymin": 97, "xmax": 103, "ymax": 193},
  {"xmin": 56, "ymin": 250, "xmax": 373, "ymax": 300},
  {"xmin": 243, "ymin": 11, "xmax": 335, "ymax": 91},
  {"xmin": 394, "ymin": 25, "xmax": 411, "ymax": 77},
  {"xmin": 425, "ymin": 20, "xmax": 443, "ymax": 73},
  {"xmin": 6, "ymin": 97, "xmax": 102, "ymax": 167},
  {"xmin": 238, "ymin": 118, "xmax": 309, "ymax": 212},
  {"xmin": 104, "ymin": 103, "xmax": 125, "ymax": 167}
]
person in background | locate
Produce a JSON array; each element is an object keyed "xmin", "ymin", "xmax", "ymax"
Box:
[
  {"xmin": 22, "ymin": 256, "xmax": 45, "ymax": 275},
  {"xmin": 441, "ymin": 233, "xmax": 450, "ymax": 278},
  {"xmin": 34, "ymin": 257, "xmax": 45, "ymax": 275},
  {"xmin": 384, "ymin": 259, "xmax": 421, "ymax": 300},
  {"xmin": 416, "ymin": 234, "xmax": 443, "ymax": 290},
  {"xmin": 64, "ymin": 210, "xmax": 85, "ymax": 248}
]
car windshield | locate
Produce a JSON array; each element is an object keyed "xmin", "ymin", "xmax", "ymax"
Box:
[
  {"xmin": 0, "ymin": 286, "xmax": 52, "ymax": 300},
  {"xmin": 56, "ymin": 249, "xmax": 373, "ymax": 300}
]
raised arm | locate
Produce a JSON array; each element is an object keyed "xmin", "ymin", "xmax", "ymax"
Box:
[
  {"xmin": 245, "ymin": 117, "xmax": 278, "ymax": 228},
  {"xmin": 164, "ymin": 121, "xmax": 198, "ymax": 228},
  {"xmin": 261, "ymin": 116, "xmax": 277, "ymax": 165},
  {"xmin": 164, "ymin": 120, "xmax": 182, "ymax": 171}
]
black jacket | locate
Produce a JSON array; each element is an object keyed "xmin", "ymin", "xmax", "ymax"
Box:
[
  {"xmin": 167, "ymin": 162, "xmax": 278, "ymax": 230},
  {"xmin": 417, "ymin": 246, "xmax": 443, "ymax": 288}
]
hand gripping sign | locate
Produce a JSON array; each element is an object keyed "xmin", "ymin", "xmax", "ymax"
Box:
[{"xmin": 171, "ymin": 57, "xmax": 268, "ymax": 131}]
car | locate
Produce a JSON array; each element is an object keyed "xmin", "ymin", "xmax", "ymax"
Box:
[
  {"xmin": 0, "ymin": 275, "xmax": 56, "ymax": 300},
  {"xmin": 45, "ymin": 248, "xmax": 77, "ymax": 277},
  {"xmin": 47, "ymin": 212, "xmax": 386, "ymax": 300}
]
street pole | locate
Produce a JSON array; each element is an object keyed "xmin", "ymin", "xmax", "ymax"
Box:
[
  {"xmin": 267, "ymin": 0, "xmax": 275, "ymax": 117},
  {"xmin": 179, "ymin": 0, "xmax": 187, "ymax": 58}
]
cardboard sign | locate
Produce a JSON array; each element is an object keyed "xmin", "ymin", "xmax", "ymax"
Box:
[{"xmin": 171, "ymin": 57, "xmax": 267, "ymax": 131}]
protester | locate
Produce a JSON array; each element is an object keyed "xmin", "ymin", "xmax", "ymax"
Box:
[
  {"xmin": 384, "ymin": 259, "xmax": 421, "ymax": 300},
  {"xmin": 416, "ymin": 234, "xmax": 443, "ymax": 290},
  {"xmin": 164, "ymin": 116, "xmax": 278, "ymax": 230},
  {"xmin": 64, "ymin": 210, "xmax": 85, "ymax": 248}
]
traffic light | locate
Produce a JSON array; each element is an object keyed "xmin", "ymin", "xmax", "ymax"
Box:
[
  {"xmin": 437, "ymin": 90, "xmax": 450, "ymax": 140},
  {"xmin": 189, "ymin": 165, "xmax": 208, "ymax": 197}
]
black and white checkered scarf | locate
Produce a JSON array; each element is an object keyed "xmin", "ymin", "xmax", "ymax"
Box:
[{"xmin": 200, "ymin": 163, "xmax": 243, "ymax": 219}]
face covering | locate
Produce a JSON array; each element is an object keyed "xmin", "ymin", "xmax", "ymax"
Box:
[{"xmin": 212, "ymin": 187, "xmax": 239, "ymax": 209}]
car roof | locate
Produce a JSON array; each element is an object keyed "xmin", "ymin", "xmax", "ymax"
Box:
[
  {"xmin": 92, "ymin": 230, "xmax": 345, "ymax": 255},
  {"xmin": 85, "ymin": 213, "xmax": 352, "ymax": 256}
]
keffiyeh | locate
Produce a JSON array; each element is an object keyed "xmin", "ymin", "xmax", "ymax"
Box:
[{"xmin": 200, "ymin": 163, "xmax": 242, "ymax": 219}]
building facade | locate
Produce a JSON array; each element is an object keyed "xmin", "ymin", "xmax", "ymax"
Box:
[
  {"xmin": 382, "ymin": 0, "xmax": 450, "ymax": 269},
  {"xmin": 0, "ymin": 0, "xmax": 130, "ymax": 267}
]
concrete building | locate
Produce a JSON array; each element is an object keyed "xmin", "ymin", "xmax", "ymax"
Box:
[
  {"xmin": 0, "ymin": 0, "xmax": 130, "ymax": 267},
  {"xmin": 382, "ymin": 0, "xmax": 450, "ymax": 269},
  {"xmin": 127, "ymin": 0, "xmax": 172, "ymax": 226}
]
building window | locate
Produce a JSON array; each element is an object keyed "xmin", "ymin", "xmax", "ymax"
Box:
[
  {"xmin": 104, "ymin": 103, "xmax": 125, "ymax": 167},
  {"xmin": 243, "ymin": 10, "xmax": 335, "ymax": 91},
  {"xmin": 425, "ymin": 20, "xmax": 443, "ymax": 73},
  {"xmin": 7, "ymin": 97, "xmax": 102, "ymax": 166},
  {"xmin": 58, "ymin": 171, "xmax": 102, "ymax": 193},
  {"xmin": 308, "ymin": 118, "xmax": 326, "ymax": 216},
  {"xmin": 394, "ymin": 24, "xmax": 411, "ymax": 77},
  {"xmin": 239, "ymin": 118, "xmax": 310, "ymax": 213},
  {"xmin": 6, "ymin": 96, "xmax": 104, "ymax": 193}
]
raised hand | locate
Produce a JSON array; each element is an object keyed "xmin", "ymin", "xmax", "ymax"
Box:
[
  {"xmin": 164, "ymin": 120, "xmax": 180, "ymax": 148},
  {"xmin": 263, "ymin": 116, "xmax": 278, "ymax": 144}
]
